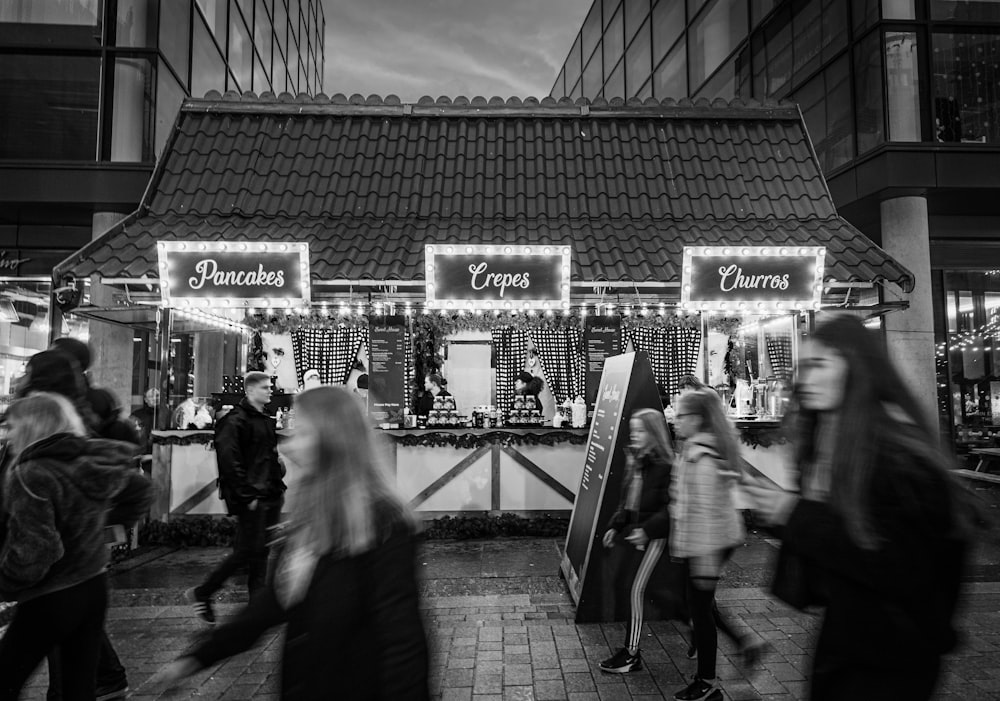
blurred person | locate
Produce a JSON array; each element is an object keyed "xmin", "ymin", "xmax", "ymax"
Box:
[
  {"xmin": 186, "ymin": 371, "xmax": 286, "ymax": 623},
  {"xmin": 598, "ymin": 408, "xmax": 683, "ymax": 674},
  {"xmin": 0, "ymin": 393, "xmax": 152, "ymax": 701},
  {"xmin": 129, "ymin": 388, "xmax": 160, "ymax": 456},
  {"xmin": 301, "ymin": 368, "xmax": 322, "ymax": 391},
  {"xmin": 355, "ymin": 373, "xmax": 369, "ymax": 400},
  {"xmin": 746, "ymin": 315, "xmax": 975, "ymax": 700},
  {"xmin": 670, "ymin": 389, "xmax": 749, "ymax": 701},
  {"xmin": 678, "ymin": 374, "xmax": 707, "ymax": 393},
  {"xmin": 151, "ymin": 386, "xmax": 429, "ymax": 700}
]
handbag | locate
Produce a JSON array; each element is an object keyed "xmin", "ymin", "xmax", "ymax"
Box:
[{"xmin": 770, "ymin": 545, "xmax": 828, "ymax": 611}]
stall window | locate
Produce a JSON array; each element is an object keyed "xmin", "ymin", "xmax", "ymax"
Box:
[
  {"xmin": 932, "ymin": 32, "xmax": 1000, "ymax": 144},
  {"xmin": 0, "ymin": 54, "xmax": 100, "ymax": 160},
  {"xmin": 652, "ymin": 0, "xmax": 685, "ymax": 67},
  {"xmin": 885, "ymin": 31, "xmax": 922, "ymax": 142},
  {"xmin": 653, "ymin": 41, "xmax": 687, "ymax": 98},
  {"xmin": 854, "ymin": 30, "xmax": 885, "ymax": 154},
  {"xmin": 626, "ymin": 18, "xmax": 653, "ymax": 95}
]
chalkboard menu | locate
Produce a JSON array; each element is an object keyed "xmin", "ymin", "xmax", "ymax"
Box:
[
  {"xmin": 584, "ymin": 316, "xmax": 622, "ymax": 406},
  {"xmin": 368, "ymin": 316, "xmax": 407, "ymax": 422},
  {"xmin": 560, "ymin": 351, "xmax": 662, "ymax": 622}
]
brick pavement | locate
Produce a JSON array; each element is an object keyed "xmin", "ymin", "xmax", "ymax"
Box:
[{"xmin": 14, "ymin": 583, "xmax": 1000, "ymax": 700}]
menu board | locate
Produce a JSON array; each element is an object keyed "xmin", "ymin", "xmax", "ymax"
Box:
[
  {"xmin": 584, "ymin": 316, "xmax": 622, "ymax": 406},
  {"xmin": 368, "ymin": 316, "xmax": 407, "ymax": 422},
  {"xmin": 560, "ymin": 351, "xmax": 662, "ymax": 622}
]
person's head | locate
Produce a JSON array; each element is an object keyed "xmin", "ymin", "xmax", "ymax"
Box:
[
  {"xmin": 425, "ymin": 373, "xmax": 443, "ymax": 393},
  {"xmin": 50, "ymin": 337, "xmax": 92, "ymax": 372},
  {"xmin": 678, "ymin": 374, "xmax": 706, "ymax": 394},
  {"xmin": 280, "ymin": 386, "xmax": 414, "ymax": 556},
  {"xmin": 243, "ymin": 371, "xmax": 272, "ymax": 410},
  {"xmin": 20, "ymin": 350, "xmax": 87, "ymax": 403},
  {"xmin": 674, "ymin": 388, "xmax": 741, "ymax": 465},
  {"xmin": 144, "ymin": 388, "xmax": 160, "ymax": 408},
  {"xmin": 629, "ymin": 408, "xmax": 673, "ymax": 462},
  {"xmin": 5, "ymin": 392, "xmax": 87, "ymax": 456},
  {"xmin": 515, "ymin": 370, "xmax": 533, "ymax": 393}
]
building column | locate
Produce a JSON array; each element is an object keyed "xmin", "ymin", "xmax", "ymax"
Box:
[
  {"xmin": 89, "ymin": 212, "xmax": 134, "ymax": 413},
  {"xmin": 880, "ymin": 196, "xmax": 936, "ymax": 429}
]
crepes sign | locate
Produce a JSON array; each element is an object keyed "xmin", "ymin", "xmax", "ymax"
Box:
[
  {"xmin": 425, "ymin": 244, "xmax": 571, "ymax": 310},
  {"xmin": 157, "ymin": 241, "xmax": 311, "ymax": 308},
  {"xmin": 681, "ymin": 246, "xmax": 825, "ymax": 312}
]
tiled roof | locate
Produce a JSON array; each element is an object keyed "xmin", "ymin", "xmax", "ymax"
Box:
[{"xmin": 58, "ymin": 93, "xmax": 913, "ymax": 291}]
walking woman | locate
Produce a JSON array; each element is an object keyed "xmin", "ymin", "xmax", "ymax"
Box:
[
  {"xmin": 599, "ymin": 408, "xmax": 680, "ymax": 674},
  {"xmin": 0, "ymin": 393, "xmax": 151, "ymax": 701},
  {"xmin": 152, "ymin": 386, "xmax": 429, "ymax": 700},
  {"xmin": 746, "ymin": 315, "xmax": 973, "ymax": 700},
  {"xmin": 670, "ymin": 389, "xmax": 746, "ymax": 701}
]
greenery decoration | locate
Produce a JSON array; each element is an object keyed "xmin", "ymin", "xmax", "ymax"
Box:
[
  {"xmin": 738, "ymin": 424, "xmax": 788, "ymax": 449},
  {"xmin": 140, "ymin": 516, "xmax": 238, "ymax": 547},
  {"xmin": 391, "ymin": 429, "xmax": 588, "ymax": 449},
  {"xmin": 152, "ymin": 432, "xmax": 214, "ymax": 446}
]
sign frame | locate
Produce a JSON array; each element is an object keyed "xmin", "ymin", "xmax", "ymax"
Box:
[
  {"xmin": 157, "ymin": 240, "xmax": 311, "ymax": 309},
  {"xmin": 424, "ymin": 244, "xmax": 571, "ymax": 311},
  {"xmin": 680, "ymin": 245, "xmax": 825, "ymax": 312}
]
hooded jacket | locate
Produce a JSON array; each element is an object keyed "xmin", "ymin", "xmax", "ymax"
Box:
[
  {"xmin": 0, "ymin": 433, "xmax": 152, "ymax": 603},
  {"xmin": 214, "ymin": 398, "xmax": 285, "ymax": 511}
]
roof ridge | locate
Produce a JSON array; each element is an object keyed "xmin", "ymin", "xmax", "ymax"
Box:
[{"xmin": 182, "ymin": 92, "xmax": 800, "ymax": 120}]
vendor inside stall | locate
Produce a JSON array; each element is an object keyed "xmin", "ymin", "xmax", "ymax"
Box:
[
  {"xmin": 416, "ymin": 373, "xmax": 451, "ymax": 416},
  {"xmin": 513, "ymin": 370, "xmax": 544, "ymax": 413}
]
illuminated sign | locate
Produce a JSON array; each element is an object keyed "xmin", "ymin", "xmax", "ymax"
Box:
[
  {"xmin": 425, "ymin": 244, "xmax": 571, "ymax": 310},
  {"xmin": 157, "ymin": 241, "xmax": 311, "ymax": 308},
  {"xmin": 680, "ymin": 246, "xmax": 825, "ymax": 312}
]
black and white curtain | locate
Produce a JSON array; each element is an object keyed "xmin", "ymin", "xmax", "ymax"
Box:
[
  {"xmin": 628, "ymin": 326, "xmax": 701, "ymax": 398},
  {"xmin": 292, "ymin": 327, "xmax": 368, "ymax": 387},
  {"xmin": 528, "ymin": 327, "xmax": 584, "ymax": 404},
  {"xmin": 765, "ymin": 329, "xmax": 794, "ymax": 382},
  {"xmin": 492, "ymin": 326, "xmax": 528, "ymax": 411}
]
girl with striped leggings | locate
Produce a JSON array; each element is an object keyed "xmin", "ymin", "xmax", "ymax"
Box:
[{"xmin": 598, "ymin": 408, "xmax": 678, "ymax": 674}]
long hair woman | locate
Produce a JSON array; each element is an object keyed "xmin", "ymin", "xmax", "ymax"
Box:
[
  {"xmin": 747, "ymin": 314, "xmax": 975, "ymax": 700},
  {"xmin": 670, "ymin": 389, "xmax": 746, "ymax": 701},
  {"xmin": 598, "ymin": 408, "xmax": 681, "ymax": 674},
  {"xmin": 0, "ymin": 393, "xmax": 149, "ymax": 701},
  {"xmin": 152, "ymin": 386, "xmax": 429, "ymax": 701}
]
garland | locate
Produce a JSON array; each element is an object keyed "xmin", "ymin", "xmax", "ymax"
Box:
[
  {"xmin": 738, "ymin": 424, "xmax": 788, "ymax": 449},
  {"xmin": 152, "ymin": 432, "xmax": 215, "ymax": 446},
  {"xmin": 391, "ymin": 429, "xmax": 588, "ymax": 449}
]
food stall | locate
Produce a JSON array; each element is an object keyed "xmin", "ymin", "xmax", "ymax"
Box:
[{"xmin": 50, "ymin": 94, "xmax": 915, "ymax": 521}]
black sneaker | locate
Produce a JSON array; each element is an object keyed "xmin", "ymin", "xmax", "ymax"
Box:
[
  {"xmin": 599, "ymin": 647, "xmax": 642, "ymax": 673},
  {"xmin": 95, "ymin": 680, "xmax": 128, "ymax": 701},
  {"xmin": 674, "ymin": 676, "xmax": 722, "ymax": 701},
  {"xmin": 184, "ymin": 586, "xmax": 216, "ymax": 624}
]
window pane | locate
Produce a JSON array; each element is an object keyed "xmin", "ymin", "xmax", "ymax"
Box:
[
  {"xmin": 570, "ymin": 77, "xmax": 583, "ymax": 99},
  {"xmin": 690, "ymin": 0, "xmax": 748, "ymax": 90},
  {"xmin": 751, "ymin": 0, "xmax": 777, "ymax": 26},
  {"xmin": 763, "ymin": 7, "xmax": 791, "ymax": 97},
  {"xmin": 111, "ymin": 56, "xmax": 154, "ymax": 161},
  {"xmin": 882, "ymin": 0, "xmax": 916, "ymax": 19},
  {"xmin": 824, "ymin": 56, "xmax": 854, "ymax": 169},
  {"xmin": 852, "ymin": 0, "xmax": 878, "ymax": 34},
  {"xmin": 160, "ymin": 0, "xmax": 191, "ymax": 87},
  {"xmin": 735, "ymin": 44, "xmax": 752, "ymax": 98},
  {"xmin": 653, "ymin": 41, "xmax": 686, "ymax": 98},
  {"xmin": 0, "ymin": 54, "xmax": 99, "ymax": 160},
  {"xmin": 582, "ymin": 3, "xmax": 601, "ymax": 62},
  {"xmin": 793, "ymin": 0, "xmax": 821, "ymax": 84},
  {"xmin": 115, "ymin": 0, "xmax": 157, "ymax": 46},
  {"xmin": 565, "ymin": 35, "xmax": 583, "ymax": 91},
  {"xmin": 652, "ymin": 0, "xmax": 685, "ymax": 66},
  {"xmin": 854, "ymin": 30, "xmax": 885, "ymax": 153},
  {"xmin": 821, "ymin": 0, "xmax": 847, "ymax": 63},
  {"xmin": 605, "ymin": 59, "xmax": 625, "ymax": 98},
  {"xmin": 229, "ymin": 2, "xmax": 253, "ymax": 92},
  {"xmin": 625, "ymin": 0, "xmax": 649, "ymax": 45},
  {"xmin": 885, "ymin": 31, "xmax": 921, "ymax": 141},
  {"xmin": 274, "ymin": 0, "xmax": 287, "ymax": 61},
  {"xmin": 191, "ymin": 13, "xmax": 226, "ymax": 97},
  {"xmin": 603, "ymin": 0, "xmax": 620, "ymax": 27},
  {"xmin": 933, "ymin": 32, "xmax": 1000, "ymax": 143},
  {"xmin": 688, "ymin": 0, "xmax": 709, "ymax": 18},
  {"xmin": 603, "ymin": 6, "xmax": 624, "ymax": 76},
  {"xmin": 583, "ymin": 52, "xmax": 603, "ymax": 97},
  {"xmin": 637, "ymin": 78, "xmax": 652, "ymax": 99},
  {"xmin": 254, "ymin": 53, "xmax": 270, "ymax": 93},
  {"xmin": 694, "ymin": 58, "xmax": 736, "ymax": 99},
  {"xmin": 0, "ymin": 0, "xmax": 101, "ymax": 46},
  {"xmin": 255, "ymin": 0, "xmax": 273, "ymax": 86},
  {"xmin": 196, "ymin": 0, "xmax": 227, "ymax": 36},
  {"xmin": 796, "ymin": 75, "xmax": 826, "ymax": 149},
  {"xmin": 626, "ymin": 18, "xmax": 652, "ymax": 95},
  {"xmin": 156, "ymin": 67, "xmax": 185, "ymax": 158},
  {"xmin": 932, "ymin": 0, "xmax": 1000, "ymax": 21}
]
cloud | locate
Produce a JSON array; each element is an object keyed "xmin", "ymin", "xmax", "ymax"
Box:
[{"xmin": 321, "ymin": 0, "xmax": 590, "ymax": 100}]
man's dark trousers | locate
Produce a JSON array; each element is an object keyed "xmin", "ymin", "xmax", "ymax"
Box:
[{"xmin": 196, "ymin": 499, "xmax": 282, "ymax": 599}]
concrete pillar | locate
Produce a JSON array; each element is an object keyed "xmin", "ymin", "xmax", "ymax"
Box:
[
  {"xmin": 89, "ymin": 212, "xmax": 134, "ymax": 414},
  {"xmin": 880, "ymin": 196, "xmax": 936, "ymax": 428}
]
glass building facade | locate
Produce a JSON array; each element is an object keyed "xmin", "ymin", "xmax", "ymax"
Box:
[
  {"xmin": 0, "ymin": 0, "xmax": 324, "ymax": 409},
  {"xmin": 553, "ymin": 0, "xmax": 1000, "ymax": 457}
]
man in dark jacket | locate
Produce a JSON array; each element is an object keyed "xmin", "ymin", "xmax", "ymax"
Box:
[{"xmin": 186, "ymin": 371, "xmax": 286, "ymax": 623}]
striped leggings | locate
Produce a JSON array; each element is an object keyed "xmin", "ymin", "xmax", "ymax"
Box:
[{"xmin": 626, "ymin": 538, "xmax": 667, "ymax": 652}]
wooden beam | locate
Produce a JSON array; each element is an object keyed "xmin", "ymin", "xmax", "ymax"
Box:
[
  {"xmin": 491, "ymin": 444, "xmax": 501, "ymax": 511},
  {"xmin": 501, "ymin": 446, "xmax": 575, "ymax": 504},
  {"xmin": 172, "ymin": 480, "xmax": 219, "ymax": 516},
  {"xmin": 408, "ymin": 445, "xmax": 491, "ymax": 509}
]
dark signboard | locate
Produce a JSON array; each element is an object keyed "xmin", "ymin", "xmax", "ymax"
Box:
[
  {"xmin": 584, "ymin": 316, "xmax": 622, "ymax": 406},
  {"xmin": 368, "ymin": 316, "xmax": 407, "ymax": 422},
  {"xmin": 560, "ymin": 351, "xmax": 663, "ymax": 623},
  {"xmin": 681, "ymin": 245, "xmax": 825, "ymax": 311},
  {"xmin": 157, "ymin": 241, "xmax": 311, "ymax": 308},
  {"xmin": 425, "ymin": 244, "xmax": 570, "ymax": 309}
]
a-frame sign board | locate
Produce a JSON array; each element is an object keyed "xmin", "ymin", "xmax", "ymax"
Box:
[{"xmin": 560, "ymin": 351, "xmax": 663, "ymax": 623}]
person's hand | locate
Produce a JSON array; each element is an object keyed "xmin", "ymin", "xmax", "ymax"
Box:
[
  {"xmin": 146, "ymin": 656, "xmax": 201, "ymax": 690},
  {"xmin": 602, "ymin": 528, "xmax": 617, "ymax": 549},
  {"xmin": 744, "ymin": 483, "xmax": 798, "ymax": 526},
  {"xmin": 625, "ymin": 528, "xmax": 649, "ymax": 550}
]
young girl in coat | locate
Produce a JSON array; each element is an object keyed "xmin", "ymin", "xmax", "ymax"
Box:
[
  {"xmin": 152, "ymin": 386, "xmax": 429, "ymax": 701},
  {"xmin": 598, "ymin": 408, "xmax": 679, "ymax": 674},
  {"xmin": 670, "ymin": 389, "xmax": 745, "ymax": 701},
  {"xmin": 747, "ymin": 314, "xmax": 974, "ymax": 700}
]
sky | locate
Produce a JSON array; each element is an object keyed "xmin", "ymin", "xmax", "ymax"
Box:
[{"xmin": 320, "ymin": 0, "xmax": 591, "ymax": 102}]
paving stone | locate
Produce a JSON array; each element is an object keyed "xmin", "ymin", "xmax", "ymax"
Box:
[{"xmin": 533, "ymin": 679, "xmax": 568, "ymax": 700}]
